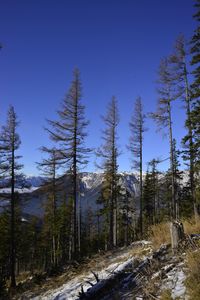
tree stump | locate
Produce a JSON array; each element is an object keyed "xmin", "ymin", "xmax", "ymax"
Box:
[{"xmin": 170, "ymin": 221, "xmax": 184, "ymax": 254}]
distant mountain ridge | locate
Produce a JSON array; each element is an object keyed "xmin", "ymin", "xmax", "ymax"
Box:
[
  {"xmin": 0, "ymin": 175, "xmax": 45, "ymax": 188},
  {"xmin": 9, "ymin": 172, "xmax": 140, "ymax": 218},
  {"xmin": 0, "ymin": 171, "xmax": 190, "ymax": 218},
  {"xmin": 0, "ymin": 175, "xmax": 46, "ymax": 194}
]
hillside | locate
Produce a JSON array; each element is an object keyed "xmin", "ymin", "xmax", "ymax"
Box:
[{"xmin": 15, "ymin": 238, "xmax": 190, "ymax": 300}]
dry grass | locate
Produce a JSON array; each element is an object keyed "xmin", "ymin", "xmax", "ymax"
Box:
[
  {"xmin": 128, "ymin": 245, "xmax": 152, "ymax": 259},
  {"xmin": 159, "ymin": 289, "xmax": 181, "ymax": 300},
  {"xmin": 183, "ymin": 217, "xmax": 200, "ymax": 235},
  {"xmin": 183, "ymin": 218, "xmax": 200, "ymax": 299},
  {"xmin": 185, "ymin": 249, "xmax": 200, "ymax": 299},
  {"xmin": 150, "ymin": 222, "xmax": 171, "ymax": 249},
  {"xmin": 159, "ymin": 289, "xmax": 174, "ymax": 300},
  {"xmin": 16, "ymin": 271, "xmax": 33, "ymax": 285},
  {"xmin": 149, "ymin": 217, "xmax": 200, "ymax": 250}
]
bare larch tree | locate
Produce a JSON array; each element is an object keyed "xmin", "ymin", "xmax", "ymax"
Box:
[
  {"xmin": 96, "ymin": 97, "xmax": 120, "ymax": 249},
  {"xmin": 169, "ymin": 35, "xmax": 198, "ymax": 218},
  {"xmin": 151, "ymin": 58, "xmax": 177, "ymax": 220},
  {"xmin": 0, "ymin": 106, "xmax": 23, "ymax": 288},
  {"xmin": 46, "ymin": 69, "xmax": 90, "ymax": 258},
  {"xmin": 128, "ymin": 97, "xmax": 146, "ymax": 236}
]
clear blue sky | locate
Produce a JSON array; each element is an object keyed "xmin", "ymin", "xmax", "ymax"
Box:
[{"xmin": 0, "ymin": 0, "xmax": 196, "ymax": 175}]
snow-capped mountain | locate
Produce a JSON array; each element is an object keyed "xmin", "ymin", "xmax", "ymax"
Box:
[
  {"xmin": 23, "ymin": 175, "xmax": 46, "ymax": 188},
  {"xmin": 0, "ymin": 171, "xmax": 191, "ymax": 218},
  {"xmin": 0, "ymin": 173, "xmax": 139, "ymax": 218},
  {"xmin": 0, "ymin": 175, "xmax": 46, "ymax": 194}
]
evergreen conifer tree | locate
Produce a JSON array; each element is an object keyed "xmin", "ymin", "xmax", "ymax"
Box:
[
  {"xmin": 46, "ymin": 69, "xmax": 90, "ymax": 257},
  {"xmin": 169, "ymin": 35, "xmax": 197, "ymax": 218},
  {"xmin": 38, "ymin": 147, "xmax": 61, "ymax": 268},
  {"xmin": 0, "ymin": 105, "xmax": 23, "ymax": 288},
  {"xmin": 96, "ymin": 97, "xmax": 120, "ymax": 249},
  {"xmin": 190, "ymin": 0, "xmax": 200, "ymax": 214},
  {"xmin": 128, "ymin": 97, "xmax": 146, "ymax": 236},
  {"xmin": 151, "ymin": 58, "xmax": 177, "ymax": 220}
]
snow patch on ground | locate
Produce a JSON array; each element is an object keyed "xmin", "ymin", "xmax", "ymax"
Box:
[
  {"xmin": 131, "ymin": 240, "xmax": 152, "ymax": 246},
  {"xmin": 161, "ymin": 262, "xmax": 187, "ymax": 299},
  {"xmin": 31, "ymin": 244, "xmax": 149, "ymax": 300},
  {"xmin": 34, "ymin": 258, "xmax": 133, "ymax": 299}
]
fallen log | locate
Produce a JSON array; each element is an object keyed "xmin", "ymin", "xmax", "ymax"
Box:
[{"xmin": 77, "ymin": 245, "xmax": 169, "ymax": 300}]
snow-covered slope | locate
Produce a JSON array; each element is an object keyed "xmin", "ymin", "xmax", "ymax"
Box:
[
  {"xmin": 20, "ymin": 241, "xmax": 188, "ymax": 300},
  {"xmin": 23, "ymin": 241, "xmax": 152, "ymax": 300}
]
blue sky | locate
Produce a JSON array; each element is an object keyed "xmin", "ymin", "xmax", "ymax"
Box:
[{"xmin": 0, "ymin": 0, "xmax": 196, "ymax": 175}]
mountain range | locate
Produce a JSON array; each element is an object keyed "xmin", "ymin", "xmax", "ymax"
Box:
[{"xmin": 0, "ymin": 173, "xmax": 140, "ymax": 218}]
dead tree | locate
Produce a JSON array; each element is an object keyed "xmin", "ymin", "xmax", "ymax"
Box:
[
  {"xmin": 128, "ymin": 97, "xmax": 146, "ymax": 236},
  {"xmin": 170, "ymin": 221, "xmax": 185, "ymax": 254},
  {"xmin": 0, "ymin": 106, "xmax": 23, "ymax": 288},
  {"xmin": 96, "ymin": 97, "xmax": 120, "ymax": 249},
  {"xmin": 46, "ymin": 69, "xmax": 90, "ymax": 258},
  {"xmin": 151, "ymin": 58, "xmax": 177, "ymax": 220}
]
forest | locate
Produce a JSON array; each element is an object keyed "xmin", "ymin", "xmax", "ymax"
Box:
[{"xmin": 0, "ymin": 0, "xmax": 200, "ymax": 299}]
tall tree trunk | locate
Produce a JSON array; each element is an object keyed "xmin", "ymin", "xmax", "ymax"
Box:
[
  {"xmin": 52, "ymin": 159, "xmax": 56, "ymax": 266},
  {"xmin": 113, "ymin": 175, "xmax": 117, "ymax": 247},
  {"xmin": 125, "ymin": 194, "xmax": 128, "ymax": 246},
  {"xmin": 72, "ymin": 90, "xmax": 78, "ymax": 257},
  {"xmin": 68, "ymin": 211, "xmax": 73, "ymax": 261},
  {"xmin": 112, "ymin": 114, "xmax": 117, "ymax": 248},
  {"xmin": 129, "ymin": 98, "xmax": 145, "ymax": 237},
  {"xmin": 113, "ymin": 206, "xmax": 117, "ymax": 247},
  {"xmin": 98, "ymin": 97, "xmax": 119, "ymax": 250},
  {"xmin": 73, "ymin": 167, "xmax": 77, "ymax": 257},
  {"xmin": 78, "ymin": 188, "xmax": 81, "ymax": 254},
  {"xmin": 10, "ymin": 144, "xmax": 16, "ymax": 288},
  {"xmin": 153, "ymin": 169, "xmax": 157, "ymax": 224},
  {"xmin": 184, "ymin": 64, "xmax": 198, "ymax": 220},
  {"xmin": 168, "ymin": 101, "xmax": 176, "ymax": 220},
  {"xmin": 109, "ymin": 187, "xmax": 114, "ymax": 248},
  {"xmin": 139, "ymin": 114, "xmax": 143, "ymax": 236}
]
